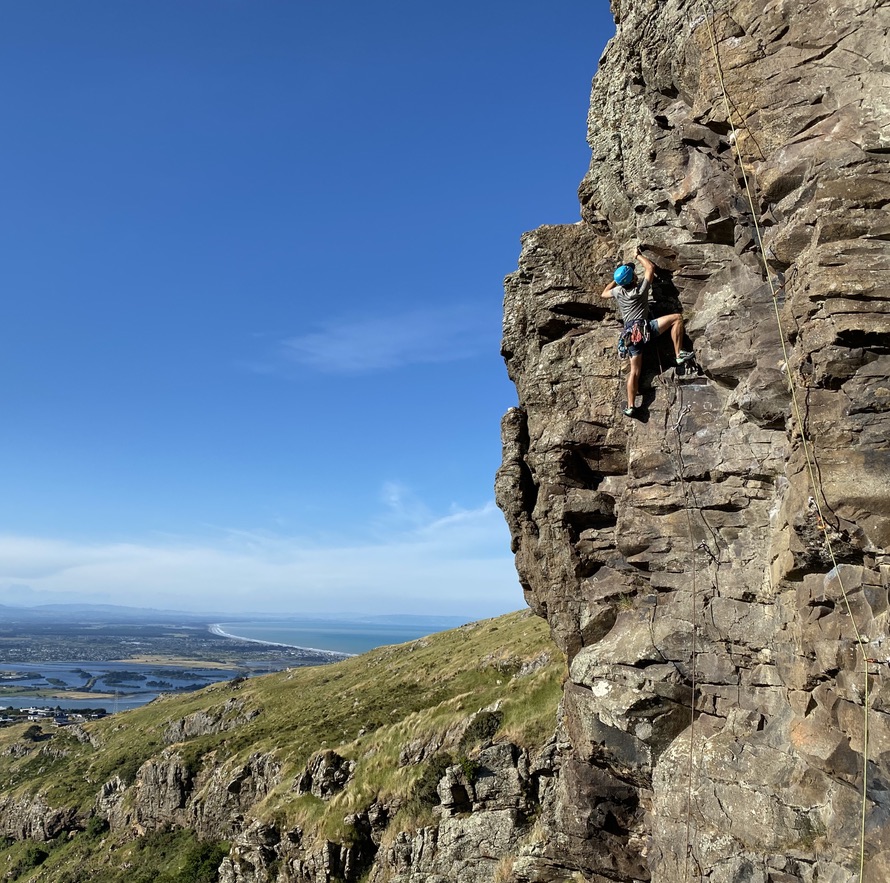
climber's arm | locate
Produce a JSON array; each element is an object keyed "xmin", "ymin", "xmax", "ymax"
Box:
[{"xmin": 636, "ymin": 251, "xmax": 656, "ymax": 283}]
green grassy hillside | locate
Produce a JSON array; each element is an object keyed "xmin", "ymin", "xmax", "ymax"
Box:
[{"xmin": 0, "ymin": 609, "xmax": 563, "ymax": 882}]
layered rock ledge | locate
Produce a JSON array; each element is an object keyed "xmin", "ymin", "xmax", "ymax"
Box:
[{"xmin": 497, "ymin": 1, "xmax": 890, "ymax": 881}]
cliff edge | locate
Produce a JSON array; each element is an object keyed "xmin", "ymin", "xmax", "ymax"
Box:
[{"xmin": 496, "ymin": 1, "xmax": 890, "ymax": 881}]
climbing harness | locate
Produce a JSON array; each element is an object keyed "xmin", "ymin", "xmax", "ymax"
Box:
[
  {"xmin": 617, "ymin": 318, "xmax": 652, "ymax": 358},
  {"xmin": 613, "ymin": 5, "xmax": 873, "ymax": 875}
]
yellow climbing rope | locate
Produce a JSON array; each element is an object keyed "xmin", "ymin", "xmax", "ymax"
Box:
[{"xmin": 699, "ymin": 3, "xmax": 872, "ymax": 879}]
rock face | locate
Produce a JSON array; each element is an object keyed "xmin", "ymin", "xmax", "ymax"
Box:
[
  {"xmin": 1, "ymin": 5, "xmax": 887, "ymax": 883},
  {"xmin": 218, "ymin": 741, "xmax": 555, "ymax": 883},
  {"xmin": 369, "ymin": 742, "xmax": 557, "ymax": 883},
  {"xmin": 0, "ymin": 794, "xmax": 77, "ymax": 841},
  {"xmin": 163, "ymin": 699, "xmax": 261, "ymax": 743},
  {"xmin": 295, "ymin": 750, "xmax": 356, "ymax": 799},
  {"xmin": 497, "ymin": 1, "xmax": 890, "ymax": 882}
]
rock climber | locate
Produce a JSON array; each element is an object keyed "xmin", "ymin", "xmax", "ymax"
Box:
[{"xmin": 600, "ymin": 249, "xmax": 693, "ymax": 417}]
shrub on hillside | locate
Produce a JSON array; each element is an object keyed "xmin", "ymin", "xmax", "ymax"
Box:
[
  {"xmin": 410, "ymin": 752, "xmax": 453, "ymax": 808},
  {"xmin": 458, "ymin": 710, "xmax": 502, "ymax": 753},
  {"xmin": 84, "ymin": 815, "xmax": 110, "ymax": 839},
  {"xmin": 9, "ymin": 842, "xmax": 50, "ymax": 879},
  {"xmin": 128, "ymin": 829, "xmax": 229, "ymax": 883}
]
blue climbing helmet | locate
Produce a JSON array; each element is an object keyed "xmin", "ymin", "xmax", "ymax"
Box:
[{"xmin": 613, "ymin": 264, "xmax": 635, "ymax": 286}]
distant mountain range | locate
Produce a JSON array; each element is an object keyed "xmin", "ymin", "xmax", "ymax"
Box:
[
  {"xmin": 0, "ymin": 603, "xmax": 216, "ymax": 623},
  {"xmin": 0, "ymin": 602, "xmax": 470, "ymax": 629}
]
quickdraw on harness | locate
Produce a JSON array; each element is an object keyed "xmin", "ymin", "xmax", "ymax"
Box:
[{"xmin": 617, "ymin": 318, "xmax": 651, "ymax": 359}]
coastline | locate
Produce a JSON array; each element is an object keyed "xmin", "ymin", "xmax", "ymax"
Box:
[{"xmin": 208, "ymin": 624, "xmax": 353, "ymax": 658}]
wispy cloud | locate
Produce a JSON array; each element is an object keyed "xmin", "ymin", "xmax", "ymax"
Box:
[
  {"xmin": 0, "ymin": 502, "xmax": 521, "ymax": 618},
  {"xmin": 378, "ymin": 481, "xmax": 434, "ymax": 527},
  {"xmin": 278, "ymin": 305, "xmax": 494, "ymax": 374}
]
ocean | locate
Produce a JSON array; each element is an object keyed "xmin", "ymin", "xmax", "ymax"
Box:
[
  {"xmin": 0, "ymin": 617, "xmax": 467, "ymax": 714},
  {"xmin": 213, "ymin": 617, "xmax": 462, "ymax": 656}
]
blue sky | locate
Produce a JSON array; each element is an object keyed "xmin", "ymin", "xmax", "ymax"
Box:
[{"xmin": 0, "ymin": 1, "xmax": 615, "ymax": 617}]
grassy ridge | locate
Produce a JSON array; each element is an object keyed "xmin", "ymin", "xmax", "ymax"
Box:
[{"xmin": 0, "ymin": 610, "xmax": 563, "ymax": 881}]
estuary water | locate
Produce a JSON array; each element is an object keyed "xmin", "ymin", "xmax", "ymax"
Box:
[
  {"xmin": 0, "ymin": 617, "xmax": 465, "ymax": 714},
  {"xmin": 0, "ymin": 660, "xmax": 250, "ymax": 712},
  {"xmin": 212, "ymin": 617, "xmax": 461, "ymax": 656}
]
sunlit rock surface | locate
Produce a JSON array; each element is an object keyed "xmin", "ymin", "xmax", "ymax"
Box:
[
  {"xmin": 497, "ymin": 0, "xmax": 890, "ymax": 880},
  {"xmin": 0, "ymin": 4, "xmax": 887, "ymax": 882}
]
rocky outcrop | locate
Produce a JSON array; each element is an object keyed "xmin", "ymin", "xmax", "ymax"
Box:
[
  {"xmin": 0, "ymin": 794, "xmax": 77, "ymax": 841},
  {"xmin": 0, "ymin": 620, "xmax": 562, "ymax": 883},
  {"xmin": 214, "ymin": 741, "xmax": 554, "ymax": 883},
  {"xmin": 0, "ymin": 721, "xmax": 551, "ymax": 883},
  {"xmin": 163, "ymin": 699, "xmax": 262, "ymax": 743},
  {"xmin": 369, "ymin": 742, "xmax": 557, "ymax": 883},
  {"xmin": 93, "ymin": 749, "xmax": 282, "ymax": 839},
  {"xmin": 1, "ymin": 5, "xmax": 886, "ymax": 883},
  {"xmin": 497, "ymin": 1, "xmax": 889, "ymax": 881},
  {"xmin": 295, "ymin": 750, "xmax": 355, "ymax": 799}
]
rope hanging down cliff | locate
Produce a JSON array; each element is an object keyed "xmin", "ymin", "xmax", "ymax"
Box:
[
  {"xmin": 650, "ymin": 324, "xmax": 728, "ymax": 881},
  {"xmin": 699, "ymin": 3, "xmax": 873, "ymax": 880}
]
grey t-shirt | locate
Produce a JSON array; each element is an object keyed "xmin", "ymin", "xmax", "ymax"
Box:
[{"xmin": 613, "ymin": 277, "xmax": 652, "ymax": 324}]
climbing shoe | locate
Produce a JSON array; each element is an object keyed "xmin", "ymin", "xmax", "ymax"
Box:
[
  {"xmin": 676, "ymin": 350, "xmax": 694, "ymax": 365},
  {"xmin": 623, "ymin": 406, "xmax": 636, "ymax": 418}
]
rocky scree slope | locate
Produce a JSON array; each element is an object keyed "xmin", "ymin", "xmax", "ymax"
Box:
[{"xmin": 496, "ymin": 1, "xmax": 890, "ymax": 882}]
